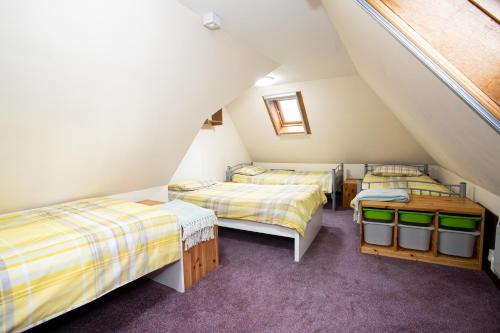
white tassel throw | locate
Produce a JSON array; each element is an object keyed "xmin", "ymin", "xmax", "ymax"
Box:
[{"xmin": 156, "ymin": 200, "xmax": 217, "ymax": 250}]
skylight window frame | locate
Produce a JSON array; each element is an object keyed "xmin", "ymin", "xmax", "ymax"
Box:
[
  {"xmin": 263, "ymin": 91, "xmax": 312, "ymax": 135},
  {"xmin": 357, "ymin": 0, "xmax": 500, "ymax": 133}
]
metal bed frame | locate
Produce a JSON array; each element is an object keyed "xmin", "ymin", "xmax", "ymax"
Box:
[
  {"xmin": 226, "ymin": 162, "xmax": 344, "ymax": 210},
  {"xmin": 356, "ymin": 163, "xmax": 466, "ymax": 197}
]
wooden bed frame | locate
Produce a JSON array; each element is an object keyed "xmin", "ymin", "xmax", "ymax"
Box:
[
  {"xmin": 357, "ymin": 163, "xmax": 467, "ymax": 197},
  {"xmin": 226, "ymin": 162, "xmax": 344, "ymax": 210},
  {"xmin": 217, "ymin": 207, "xmax": 323, "ymax": 262}
]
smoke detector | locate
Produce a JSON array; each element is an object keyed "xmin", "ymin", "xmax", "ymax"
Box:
[{"xmin": 203, "ymin": 12, "xmax": 221, "ymax": 30}]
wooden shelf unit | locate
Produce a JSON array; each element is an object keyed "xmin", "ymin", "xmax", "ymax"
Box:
[
  {"xmin": 343, "ymin": 179, "xmax": 360, "ymax": 209},
  {"xmin": 359, "ymin": 196, "xmax": 485, "ymax": 270},
  {"xmin": 204, "ymin": 109, "xmax": 223, "ymax": 126},
  {"xmin": 137, "ymin": 200, "xmax": 220, "ymax": 288}
]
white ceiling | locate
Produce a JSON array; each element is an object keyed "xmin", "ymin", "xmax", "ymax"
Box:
[{"xmin": 177, "ymin": 0, "xmax": 357, "ymax": 84}]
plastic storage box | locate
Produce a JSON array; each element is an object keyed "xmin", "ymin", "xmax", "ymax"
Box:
[
  {"xmin": 363, "ymin": 220, "xmax": 394, "ymax": 246},
  {"xmin": 398, "ymin": 224, "xmax": 434, "ymax": 251},
  {"xmin": 438, "ymin": 228, "xmax": 480, "ymax": 257},
  {"xmin": 439, "ymin": 214, "xmax": 481, "ymax": 230},
  {"xmin": 362, "ymin": 208, "xmax": 395, "ymax": 222},
  {"xmin": 399, "ymin": 211, "xmax": 435, "ymax": 225}
]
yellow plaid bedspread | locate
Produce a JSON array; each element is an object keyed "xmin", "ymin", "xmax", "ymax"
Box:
[
  {"xmin": 362, "ymin": 174, "xmax": 453, "ymax": 195},
  {"xmin": 0, "ymin": 197, "xmax": 180, "ymax": 333},
  {"xmin": 169, "ymin": 182, "xmax": 326, "ymax": 236},
  {"xmin": 232, "ymin": 170, "xmax": 333, "ymax": 193}
]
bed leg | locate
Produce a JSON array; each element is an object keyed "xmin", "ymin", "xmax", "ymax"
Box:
[
  {"xmin": 459, "ymin": 182, "xmax": 467, "ymax": 198},
  {"xmin": 294, "ymin": 208, "xmax": 323, "ymax": 262},
  {"xmin": 294, "ymin": 236, "xmax": 300, "ymax": 262},
  {"xmin": 148, "ymin": 257, "xmax": 185, "ymax": 293}
]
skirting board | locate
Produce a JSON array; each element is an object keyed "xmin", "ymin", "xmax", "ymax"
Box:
[{"xmin": 217, "ymin": 207, "xmax": 323, "ymax": 262}]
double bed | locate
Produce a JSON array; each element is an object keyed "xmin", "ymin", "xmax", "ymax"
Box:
[
  {"xmin": 0, "ymin": 197, "xmax": 182, "ymax": 333},
  {"xmin": 169, "ymin": 182, "xmax": 326, "ymax": 262},
  {"xmin": 226, "ymin": 162, "xmax": 343, "ymax": 209}
]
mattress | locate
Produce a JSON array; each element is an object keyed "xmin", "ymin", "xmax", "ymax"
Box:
[
  {"xmin": 0, "ymin": 197, "xmax": 180, "ymax": 333},
  {"xmin": 362, "ymin": 173, "xmax": 453, "ymax": 195},
  {"xmin": 169, "ymin": 182, "xmax": 327, "ymax": 236},
  {"xmin": 232, "ymin": 169, "xmax": 333, "ymax": 193}
]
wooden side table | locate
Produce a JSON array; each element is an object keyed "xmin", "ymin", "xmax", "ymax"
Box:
[
  {"xmin": 137, "ymin": 199, "xmax": 219, "ymax": 289},
  {"xmin": 342, "ymin": 179, "xmax": 360, "ymax": 209}
]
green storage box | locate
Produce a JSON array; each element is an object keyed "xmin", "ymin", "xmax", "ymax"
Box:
[
  {"xmin": 439, "ymin": 214, "xmax": 481, "ymax": 230},
  {"xmin": 399, "ymin": 210, "xmax": 435, "ymax": 225},
  {"xmin": 362, "ymin": 208, "xmax": 395, "ymax": 222}
]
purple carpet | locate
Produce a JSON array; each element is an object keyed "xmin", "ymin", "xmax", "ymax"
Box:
[{"xmin": 31, "ymin": 209, "xmax": 500, "ymax": 332}]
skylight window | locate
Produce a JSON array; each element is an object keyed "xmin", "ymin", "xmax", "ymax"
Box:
[
  {"xmin": 263, "ymin": 92, "xmax": 311, "ymax": 135},
  {"xmin": 278, "ymin": 99, "xmax": 302, "ymax": 123}
]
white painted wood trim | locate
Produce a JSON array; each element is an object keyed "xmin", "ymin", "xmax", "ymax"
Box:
[
  {"xmin": 217, "ymin": 218, "xmax": 296, "ymax": 238},
  {"xmin": 147, "ymin": 228, "xmax": 185, "ymax": 292},
  {"xmin": 295, "ymin": 207, "xmax": 323, "ymax": 262},
  {"xmin": 108, "ymin": 185, "xmax": 169, "ymax": 202},
  {"xmin": 217, "ymin": 207, "xmax": 323, "ymax": 262}
]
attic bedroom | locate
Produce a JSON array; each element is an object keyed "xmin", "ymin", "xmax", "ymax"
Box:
[{"xmin": 1, "ymin": 1, "xmax": 499, "ymax": 332}]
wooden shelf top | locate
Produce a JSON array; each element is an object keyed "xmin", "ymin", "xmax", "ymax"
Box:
[{"xmin": 361, "ymin": 195, "xmax": 484, "ymax": 215}]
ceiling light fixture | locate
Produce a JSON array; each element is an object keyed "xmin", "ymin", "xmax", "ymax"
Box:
[
  {"xmin": 203, "ymin": 12, "xmax": 221, "ymax": 30},
  {"xmin": 255, "ymin": 76, "xmax": 275, "ymax": 87}
]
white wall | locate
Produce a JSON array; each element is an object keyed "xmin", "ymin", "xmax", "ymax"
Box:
[
  {"xmin": 171, "ymin": 110, "xmax": 251, "ymax": 183},
  {"xmin": 430, "ymin": 165, "xmax": 500, "ymax": 216},
  {"xmin": 0, "ymin": 0, "xmax": 275, "ymax": 213},
  {"xmin": 321, "ymin": 0, "xmax": 500, "ymax": 196},
  {"xmin": 227, "ymin": 75, "xmax": 432, "ymax": 164},
  {"xmin": 430, "ymin": 165, "xmax": 500, "ymax": 277}
]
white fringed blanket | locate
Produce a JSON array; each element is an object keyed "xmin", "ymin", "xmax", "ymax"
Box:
[
  {"xmin": 351, "ymin": 189, "xmax": 409, "ymax": 223},
  {"xmin": 157, "ymin": 200, "xmax": 217, "ymax": 250}
]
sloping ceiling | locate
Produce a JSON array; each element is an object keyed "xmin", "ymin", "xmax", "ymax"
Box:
[
  {"xmin": 178, "ymin": 0, "xmax": 356, "ymax": 84},
  {"xmin": 321, "ymin": 0, "xmax": 500, "ymax": 195},
  {"xmin": 227, "ymin": 76, "xmax": 432, "ymax": 164},
  {"xmin": 0, "ymin": 0, "xmax": 275, "ymax": 213}
]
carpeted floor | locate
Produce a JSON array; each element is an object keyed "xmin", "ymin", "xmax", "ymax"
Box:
[{"xmin": 32, "ymin": 209, "xmax": 500, "ymax": 333}]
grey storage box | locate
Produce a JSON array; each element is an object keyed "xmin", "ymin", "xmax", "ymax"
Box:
[
  {"xmin": 398, "ymin": 224, "xmax": 434, "ymax": 251},
  {"xmin": 363, "ymin": 220, "xmax": 394, "ymax": 246},
  {"xmin": 438, "ymin": 228, "xmax": 480, "ymax": 258}
]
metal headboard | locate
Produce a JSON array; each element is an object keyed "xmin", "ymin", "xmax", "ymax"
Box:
[
  {"xmin": 225, "ymin": 162, "xmax": 253, "ymax": 182},
  {"xmin": 226, "ymin": 162, "xmax": 344, "ymax": 209},
  {"xmin": 359, "ymin": 163, "xmax": 466, "ymax": 198}
]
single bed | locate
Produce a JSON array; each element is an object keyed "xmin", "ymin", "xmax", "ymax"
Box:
[
  {"xmin": 0, "ymin": 197, "xmax": 181, "ymax": 333},
  {"xmin": 357, "ymin": 164, "xmax": 466, "ymax": 197},
  {"xmin": 168, "ymin": 182, "xmax": 326, "ymax": 262},
  {"xmin": 226, "ymin": 162, "xmax": 343, "ymax": 210}
]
